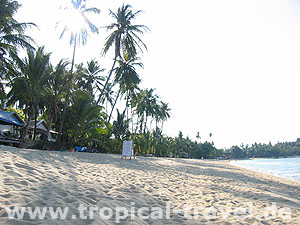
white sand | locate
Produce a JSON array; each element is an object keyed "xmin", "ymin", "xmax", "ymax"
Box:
[{"xmin": 0, "ymin": 145, "xmax": 300, "ymax": 224}]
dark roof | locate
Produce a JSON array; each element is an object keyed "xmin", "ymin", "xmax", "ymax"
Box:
[{"xmin": 0, "ymin": 110, "xmax": 24, "ymax": 127}]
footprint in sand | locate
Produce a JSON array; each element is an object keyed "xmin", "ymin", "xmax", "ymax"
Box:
[
  {"xmin": 14, "ymin": 163, "xmax": 35, "ymax": 171},
  {"xmin": 83, "ymin": 196, "xmax": 97, "ymax": 204},
  {"xmin": 57, "ymin": 191, "xmax": 68, "ymax": 198},
  {"xmin": 1, "ymin": 193, "xmax": 13, "ymax": 198},
  {"xmin": 64, "ymin": 197, "xmax": 75, "ymax": 204},
  {"xmin": 19, "ymin": 180, "xmax": 28, "ymax": 186},
  {"xmin": 3, "ymin": 165, "xmax": 12, "ymax": 170}
]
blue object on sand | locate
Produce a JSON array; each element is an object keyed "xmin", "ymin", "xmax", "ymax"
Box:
[{"xmin": 75, "ymin": 146, "xmax": 95, "ymax": 153}]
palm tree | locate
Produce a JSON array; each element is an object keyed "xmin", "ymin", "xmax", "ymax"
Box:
[
  {"xmin": 76, "ymin": 59, "xmax": 105, "ymax": 97},
  {"xmin": 101, "ymin": 81, "xmax": 115, "ymax": 117},
  {"xmin": 42, "ymin": 60, "xmax": 69, "ymax": 146},
  {"xmin": 56, "ymin": 0, "xmax": 100, "ymax": 144},
  {"xmin": 156, "ymin": 101, "xmax": 171, "ymax": 131},
  {"xmin": 196, "ymin": 132, "xmax": 201, "ymax": 142},
  {"xmin": 112, "ymin": 109, "xmax": 129, "ymax": 140},
  {"xmin": 63, "ymin": 90, "xmax": 104, "ymax": 146},
  {"xmin": 98, "ymin": 4, "xmax": 149, "ymax": 103},
  {"xmin": 7, "ymin": 46, "xmax": 51, "ymax": 141},
  {"xmin": 135, "ymin": 88, "xmax": 159, "ymax": 133},
  {"xmin": 106, "ymin": 56, "xmax": 142, "ymax": 129},
  {"xmin": 0, "ymin": 0, "xmax": 36, "ymax": 69},
  {"xmin": 115, "ymin": 56, "xmax": 142, "ymax": 119}
]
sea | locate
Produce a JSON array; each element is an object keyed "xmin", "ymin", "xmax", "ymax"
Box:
[{"xmin": 230, "ymin": 157, "xmax": 300, "ymax": 182}]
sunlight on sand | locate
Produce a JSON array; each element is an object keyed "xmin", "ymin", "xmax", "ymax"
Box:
[{"xmin": 0, "ymin": 146, "xmax": 300, "ymax": 224}]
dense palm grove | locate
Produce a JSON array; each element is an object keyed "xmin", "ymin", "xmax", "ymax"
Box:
[
  {"xmin": 0, "ymin": 0, "xmax": 215, "ymax": 157},
  {"xmin": 1, "ymin": 0, "xmax": 300, "ymax": 159}
]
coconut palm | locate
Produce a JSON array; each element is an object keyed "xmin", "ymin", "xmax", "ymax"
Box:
[
  {"xmin": 63, "ymin": 90, "xmax": 105, "ymax": 146},
  {"xmin": 7, "ymin": 46, "xmax": 51, "ymax": 141},
  {"xmin": 0, "ymin": 0, "xmax": 36, "ymax": 69},
  {"xmin": 76, "ymin": 59, "xmax": 105, "ymax": 97},
  {"xmin": 101, "ymin": 81, "xmax": 115, "ymax": 117},
  {"xmin": 56, "ymin": 0, "xmax": 100, "ymax": 143},
  {"xmin": 135, "ymin": 88, "xmax": 159, "ymax": 133},
  {"xmin": 42, "ymin": 60, "xmax": 69, "ymax": 146},
  {"xmin": 112, "ymin": 109, "xmax": 129, "ymax": 140},
  {"xmin": 98, "ymin": 4, "xmax": 149, "ymax": 103},
  {"xmin": 106, "ymin": 56, "xmax": 142, "ymax": 130},
  {"xmin": 115, "ymin": 56, "xmax": 142, "ymax": 117},
  {"xmin": 158, "ymin": 101, "xmax": 171, "ymax": 131}
]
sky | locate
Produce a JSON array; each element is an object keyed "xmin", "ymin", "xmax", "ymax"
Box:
[{"xmin": 15, "ymin": 0, "xmax": 300, "ymax": 149}]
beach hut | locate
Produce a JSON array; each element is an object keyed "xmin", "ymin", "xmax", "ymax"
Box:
[
  {"xmin": 0, "ymin": 110, "xmax": 25, "ymax": 145},
  {"xmin": 0, "ymin": 110, "xmax": 25, "ymax": 136},
  {"xmin": 28, "ymin": 119, "xmax": 57, "ymax": 141}
]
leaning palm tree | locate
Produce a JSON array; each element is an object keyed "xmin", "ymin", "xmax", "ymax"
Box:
[
  {"xmin": 0, "ymin": 0, "xmax": 36, "ymax": 73},
  {"xmin": 98, "ymin": 4, "xmax": 149, "ymax": 103},
  {"xmin": 56, "ymin": 0, "xmax": 100, "ymax": 143}
]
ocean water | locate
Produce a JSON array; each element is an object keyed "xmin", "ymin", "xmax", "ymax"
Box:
[{"xmin": 230, "ymin": 158, "xmax": 300, "ymax": 182}]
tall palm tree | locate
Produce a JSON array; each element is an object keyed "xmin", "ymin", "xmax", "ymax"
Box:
[
  {"xmin": 56, "ymin": 0, "xmax": 100, "ymax": 143},
  {"xmin": 0, "ymin": 0, "xmax": 36, "ymax": 69},
  {"xmin": 101, "ymin": 81, "xmax": 115, "ymax": 117},
  {"xmin": 115, "ymin": 56, "xmax": 142, "ymax": 118},
  {"xmin": 7, "ymin": 46, "xmax": 51, "ymax": 141},
  {"xmin": 98, "ymin": 4, "xmax": 149, "ymax": 103},
  {"xmin": 107, "ymin": 56, "xmax": 142, "ymax": 129}
]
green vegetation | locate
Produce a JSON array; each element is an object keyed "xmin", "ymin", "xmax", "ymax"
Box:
[
  {"xmin": 229, "ymin": 140, "xmax": 300, "ymax": 159},
  {"xmin": 1, "ymin": 0, "xmax": 299, "ymax": 160}
]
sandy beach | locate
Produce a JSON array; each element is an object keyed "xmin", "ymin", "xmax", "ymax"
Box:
[{"xmin": 0, "ymin": 146, "xmax": 300, "ymax": 224}]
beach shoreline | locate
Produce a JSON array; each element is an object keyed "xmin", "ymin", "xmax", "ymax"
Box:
[
  {"xmin": 0, "ymin": 145, "xmax": 300, "ymax": 224},
  {"xmin": 230, "ymin": 158, "xmax": 300, "ymax": 183}
]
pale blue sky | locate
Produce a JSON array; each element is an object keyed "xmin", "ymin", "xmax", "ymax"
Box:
[{"xmin": 16, "ymin": 0, "xmax": 300, "ymax": 148}]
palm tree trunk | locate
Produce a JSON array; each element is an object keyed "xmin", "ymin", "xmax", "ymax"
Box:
[
  {"xmin": 42, "ymin": 115, "xmax": 53, "ymax": 148},
  {"xmin": 134, "ymin": 114, "xmax": 139, "ymax": 133},
  {"xmin": 106, "ymin": 99, "xmax": 108, "ymax": 118},
  {"xmin": 33, "ymin": 110, "xmax": 37, "ymax": 139},
  {"xmin": 0, "ymin": 82, "xmax": 5, "ymax": 109},
  {"xmin": 144, "ymin": 114, "xmax": 148, "ymax": 134},
  {"xmin": 107, "ymin": 88, "xmax": 121, "ymax": 128},
  {"xmin": 97, "ymin": 56, "xmax": 117, "ymax": 105},
  {"xmin": 149, "ymin": 117, "xmax": 154, "ymax": 131},
  {"xmin": 131, "ymin": 107, "xmax": 134, "ymax": 134},
  {"xmin": 57, "ymin": 39, "xmax": 76, "ymax": 144},
  {"xmin": 126, "ymin": 95, "xmax": 129, "ymax": 130},
  {"xmin": 21, "ymin": 112, "xmax": 33, "ymax": 143},
  {"xmin": 139, "ymin": 114, "xmax": 144, "ymax": 133}
]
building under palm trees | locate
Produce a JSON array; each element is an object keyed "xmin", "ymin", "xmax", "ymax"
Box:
[{"xmin": 0, "ymin": 110, "xmax": 24, "ymax": 145}]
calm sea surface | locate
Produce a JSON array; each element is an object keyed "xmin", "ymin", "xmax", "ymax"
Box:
[{"xmin": 230, "ymin": 158, "xmax": 300, "ymax": 182}]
